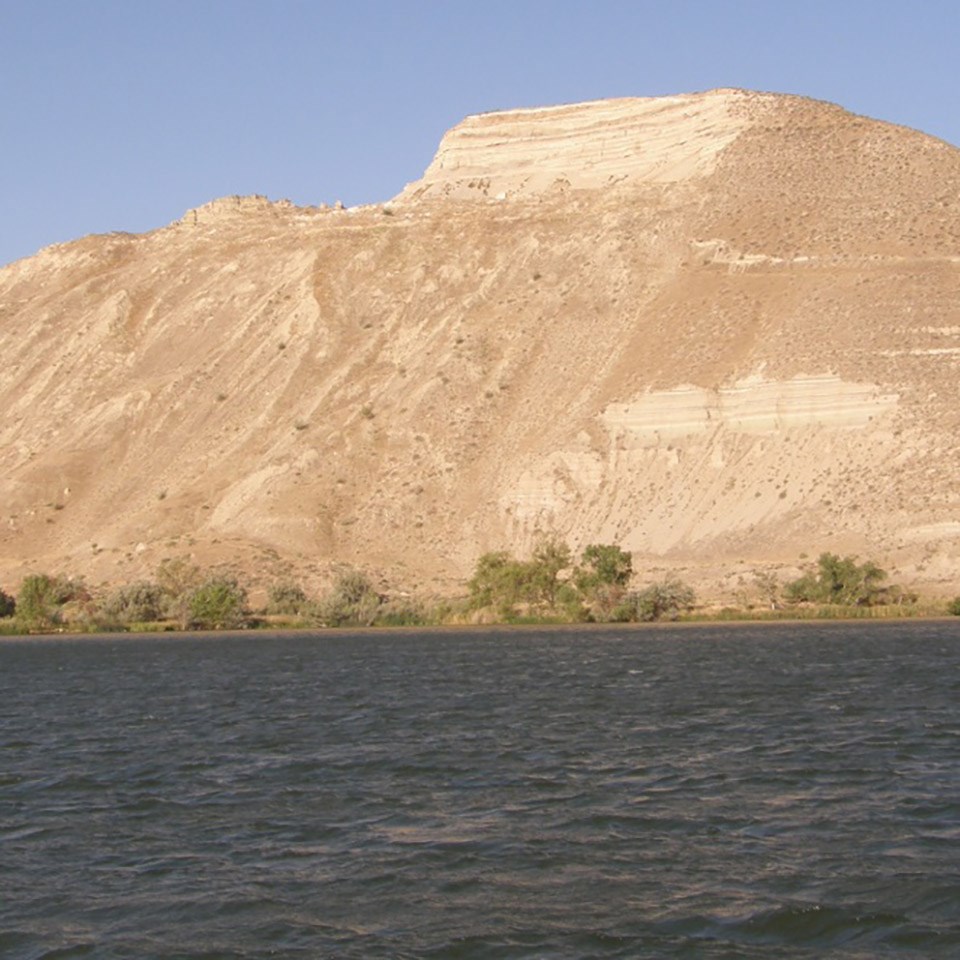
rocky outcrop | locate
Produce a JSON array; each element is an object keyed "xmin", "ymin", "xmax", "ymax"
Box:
[{"xmin": 395, "ymin": 89, "xmax": 762, "ymax": 201}]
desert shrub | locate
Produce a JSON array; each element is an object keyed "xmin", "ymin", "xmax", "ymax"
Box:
[
  {"xmin": 948, "ymin": 597, "xmax": 960, "ymax": 616},
  {"xmin": 0, "ymin": 587, "xmax": 14, "ymax": 619},
  {"xmin": 188, "ymin": 575, "xmax": 248, "ymax": 629},
  {"xmin": 874, "ymin": 584, "xmax": 918, "ymax": 606},
  {"xmin": 50, "ymin": 574, "xmax": 90, "ymax": 605},
  {"xmin": 627, "ymin": 578, "xmax": 696, "ymax": 622},
  {"xmin": 103, "ymin": 581, "xmax": 164, "ymax": 623},
  {"xmin": 331, "ymin": 569, "xmax": 376, "ymax": 607},
  {"xmin": 267, "ymin": 580, "xmax": 309, "ymax": 616},
  {"xmin": 312, "ymin": 569, "xmax": 382, "ymax": 627}
]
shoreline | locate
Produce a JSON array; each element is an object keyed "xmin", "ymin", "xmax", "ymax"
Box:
[{"xmin": 3, "ymin": 614, "xmax": 959, "ymax": 643}]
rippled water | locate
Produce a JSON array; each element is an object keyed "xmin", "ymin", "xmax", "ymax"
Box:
[{"xmin": 1, "ymin": 621, "xmax": 958, "ymax": 958}]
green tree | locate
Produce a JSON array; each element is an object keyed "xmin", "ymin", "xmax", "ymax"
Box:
[
  {"xmin": 468, "ymin": 552, "xmax": 531, "ymax": 609},
  {"xmin": 785, "ymin": 553, "xmax": 886, "ymax": 606},
  {"xmin": 468, "ymin": 541, "xmax": 572, "ymax": 615},
  {"xmin": 188, "ymin": 575, "xmax": 248, "ymax": 629},
  {"xmin": 16, "ymin": 574, "xmax": 67, "ymax": 630},
  {"xmin": 576, "ymin": 544, "xmax": 633, "ymax": 593},
  {"xmin": 530, "ymin": 536, "xmax": 572, "ymax": 606},
  {"xmin": 467, "ymin": 551, "xmax": 508, "ymax": 608}
]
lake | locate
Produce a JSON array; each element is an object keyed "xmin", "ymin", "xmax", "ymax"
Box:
[{"xmin": 1, "ymin": 621, "xmax": 958, "ymax": 958}]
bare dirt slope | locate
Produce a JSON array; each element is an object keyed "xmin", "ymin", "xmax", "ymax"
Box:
[{"xmin": 3, "ymin": 89, "xmax": 960, "ymax": 602}]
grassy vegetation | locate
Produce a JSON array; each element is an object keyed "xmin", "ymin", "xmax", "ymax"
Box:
[
  {"xmin": 0, "ymin": 547, "xmax": 956, "ymax": 635},
  {"xmin": 687, "ymin": 602, "xmax": 946, "ymax": 622}
]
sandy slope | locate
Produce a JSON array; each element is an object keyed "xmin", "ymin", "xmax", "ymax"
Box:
[{"xmin": 2, "ymin": 89, "xmax": 960, "ymax": 603}]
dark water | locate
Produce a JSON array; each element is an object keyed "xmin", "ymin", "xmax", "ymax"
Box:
[{"xmin": 1, "ymin": 622, "xmax": 958, "ymax": 959}]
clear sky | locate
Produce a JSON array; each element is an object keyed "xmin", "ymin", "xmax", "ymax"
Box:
[{"xmin": 2, "ymin": 0, "xmax": 958, "ymax": 267}]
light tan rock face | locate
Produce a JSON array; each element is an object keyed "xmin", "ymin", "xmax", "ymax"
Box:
[
  {"xmin": 3, "ymin": 89, "xmax": 960, "ymax": 600},
  {"xmin": 395, "ymin": 90, "xmax": 753, "ymax": 200}
]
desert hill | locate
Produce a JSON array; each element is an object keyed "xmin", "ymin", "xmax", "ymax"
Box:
[{"xmin": 3, "ymin": 88, "xmax": 960, "ymax": 602}]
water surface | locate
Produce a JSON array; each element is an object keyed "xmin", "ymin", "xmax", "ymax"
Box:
[{"xmin": 1, "ymin": 621, "xmax": 958, "ymax": 958}]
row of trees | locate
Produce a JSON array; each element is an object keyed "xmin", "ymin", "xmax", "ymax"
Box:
[
  {"xmin": 1, "ymin": 546, "xmax": 957, "ymax": 633},
  {"xmin": 467, "ymin": 544, "xmax": 958, "ymax": 620},
  {"xmin": 0, "ymin": 560, "xmax": 429, "ymax": 633},
  {"xmin": 467, "ymin": 539, "xmax": 695, "ymax": 623},
  {"xmin": 783, "ymin": 553, "xmax": 895, "ymax": 606},
  {"xmin": 0, "ymin": 561, "xmax": 251, "ymax": 633}
]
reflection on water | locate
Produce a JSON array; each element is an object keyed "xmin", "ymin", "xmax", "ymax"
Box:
[{"xmin": 1, "ymin": 621, "xmax": 959, "ymax": 958}]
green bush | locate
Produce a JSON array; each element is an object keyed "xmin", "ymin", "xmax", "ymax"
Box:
[
  {"xmin": 948, "ymin": 597, "xmax": 960, "ymax": 616},
  {"xmin": 188, "ymin": 575, "xmax": 248, "ymax": 629},
  {"xmin": 15, "ymin": 573, "xmax": 85, "ymax": 630},
  {"xmin": 468, "ymin": 551, "xmax": 530, "ymax": 609},
  {"xmin": 16, "ymin": 574, "xmax": 59, "ymax": 630},
  {"xmin": 556, "ymin": 582, "xmax": 590, "ymax": 622}
]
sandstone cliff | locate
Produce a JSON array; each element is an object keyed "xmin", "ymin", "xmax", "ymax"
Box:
[{"xmin": 3, "ymin": 89, "xmax": 960, "ymax": 600}]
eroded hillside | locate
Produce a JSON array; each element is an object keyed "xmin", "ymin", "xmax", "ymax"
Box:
[{"xmin": 3, "ymin": 89, "xmax": 960, "ymax": 600}]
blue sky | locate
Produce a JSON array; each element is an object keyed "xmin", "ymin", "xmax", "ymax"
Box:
[{"xmin": 2, "ymin": 0, "xmax": 958, "ymax": 267}]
